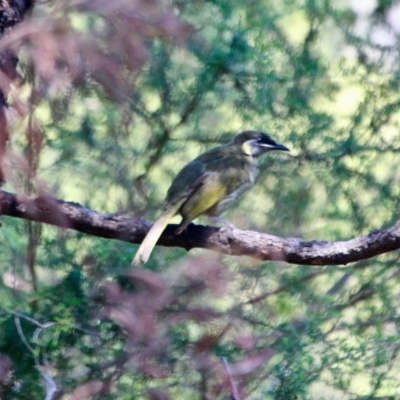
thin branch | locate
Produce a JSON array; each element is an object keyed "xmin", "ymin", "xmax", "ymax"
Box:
[
  {"xmin": 246, "ymin": 270, "xmax": 324, "ymax": 304},
  {"xmin": 2, "ymin": 308, "xmax": 99, "ymax": 337},
  {"xmin": 1, "ymin": 189, "xmax": 400, "ymax": 266},
  {"xmin": 13, "ymin": 314, "xmax": 57, "ymax": 400},
  {"xmin": 14, "ymin": 316, "xmax": 36, "ymax": 355},
  {"xmin": 222, "ymin": 357, "xmax": 241, "ymax": 400}
]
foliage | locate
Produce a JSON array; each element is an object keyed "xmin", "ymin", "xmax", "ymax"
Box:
[{"xmin": 1, "ymin": 0, "xmax": 400, "ymax": 398}]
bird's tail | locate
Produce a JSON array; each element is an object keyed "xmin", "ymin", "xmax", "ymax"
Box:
[{"xmin": 132, "ymin": 204, "xmax": 181, "ymax": 265}]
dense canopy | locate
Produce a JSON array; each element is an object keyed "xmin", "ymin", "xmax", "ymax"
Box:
[{"xmin": 1, "ymin": 0, "xmax": 400, "ymax": 399}]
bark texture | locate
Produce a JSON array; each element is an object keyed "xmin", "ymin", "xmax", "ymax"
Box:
[{"xmin": 1, "ymin": 189, "xmax": 399, "ymax": 265}]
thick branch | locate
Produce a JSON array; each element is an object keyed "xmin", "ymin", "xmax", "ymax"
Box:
[{"xmin": 1, "ymin": 189, "xmax": 399, "ymax": 265}]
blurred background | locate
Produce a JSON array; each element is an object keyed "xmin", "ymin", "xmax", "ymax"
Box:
[{"xmin": 1, "ymin": 0, "xmax": 400, "ymax": 398}]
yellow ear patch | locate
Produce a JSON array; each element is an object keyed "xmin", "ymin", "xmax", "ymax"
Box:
[{"xmin": 241, "ymin": 140, "xmax": 253, "ymax": 156}]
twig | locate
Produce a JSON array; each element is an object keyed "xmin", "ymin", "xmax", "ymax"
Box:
[
  {"xmin": 222, "ymin": 357, "xmax": 240, "ymax": 400},
  {"xmin": 13, "ymin": 315, "xmax": 57, "ymax": 400}
]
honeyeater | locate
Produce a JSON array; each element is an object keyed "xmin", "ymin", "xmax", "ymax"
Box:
[{"xmin": 133, "ymin": 130, "xmax": 289, "ymax": 264}]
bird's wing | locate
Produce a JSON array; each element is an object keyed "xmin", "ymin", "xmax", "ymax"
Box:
[
  {"xmin": 179, "ymin": 170, "xmax": 227, "ymax": 219},
  {"xmin": 165, "ymin": 159, "xmax": 207, "ymax": 205},
  {"xmin": 133, "ymin": 157, "xmax": 219, "ymax": 265},
  {"xmin": 165, "ymin": 146, "xmax": 235, "ymax": 202}
]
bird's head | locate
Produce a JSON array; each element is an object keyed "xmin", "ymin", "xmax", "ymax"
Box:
[{"xmin": 233, "ymin": 130, "xmax": 289, "ymax": 157}]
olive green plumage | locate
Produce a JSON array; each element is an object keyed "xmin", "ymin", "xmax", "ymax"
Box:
[{"xmin": 133, "ymin": 130, "xmax": 289, "ymax": 264}]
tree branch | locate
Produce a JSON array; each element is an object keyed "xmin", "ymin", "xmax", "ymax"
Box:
[{"xmin": 1, "ymin": 189, "xmax": 399, "ymax": 265}]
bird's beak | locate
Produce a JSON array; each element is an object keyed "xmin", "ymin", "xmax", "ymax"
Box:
[
  {"xmin": 260, "ymin": 142, "xmax": 290, "ymax": 152},
  {"xmin": 273, "ymin": 143, "xmax": 290, "ymax": 151}
]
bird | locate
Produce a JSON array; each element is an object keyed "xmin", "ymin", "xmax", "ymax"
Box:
[{"xmin": 132, "ymin": 130, "xmax": 289, "ymax": 264}]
